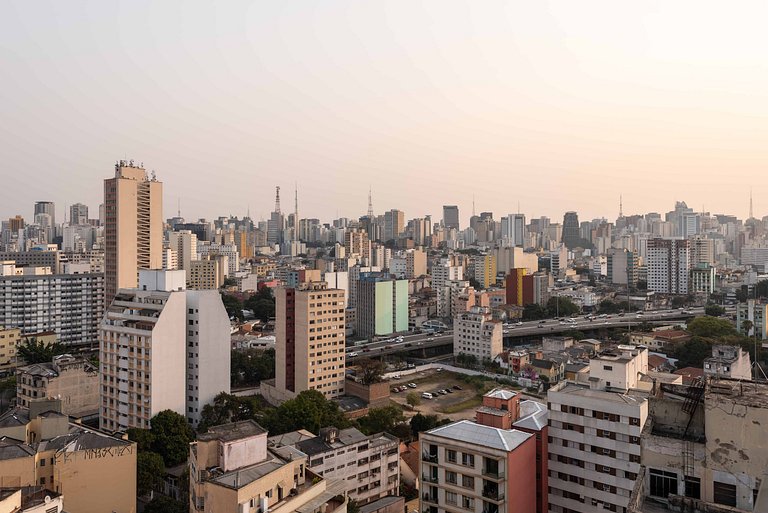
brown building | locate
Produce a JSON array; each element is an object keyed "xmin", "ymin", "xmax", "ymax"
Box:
[
  {"xmin": 0, "ymin": 400, "xmax": 136, "ymax": 513},
  {"xmin": 0, "ymin": 327, "xmax": 21, "ymax": 375},
  {"xmin": 190, "ymin": 420, "xmax": 349, "ymax": 513},
  {"xmin": 270, "ymin": 282, "xmax": 345, "ymax": 404},
  {"xmin": 104, "ymin": 161, "xmax": 163, "ymax": 305},
  {"xmin": 16, "ymin": 355, "xmax": 99, "ymax": 417}
]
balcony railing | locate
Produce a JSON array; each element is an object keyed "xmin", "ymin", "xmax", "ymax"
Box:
[
  {"xmin": 481, "ymin": 468, "xmax": 504, "ymax": 479},
  {"xmin": 421, "ymin": 474, "xmax": 439, "ymax": 483},
  {"xmin": 482, "ymin": 489, "xmax": 504, "ymax": 502},
  {"xmin": 422, "ymin": 452, "xmax": 438, "ymax": 463},
  {"xmin": 422, "ymin": 493, "xmax": 438, "ymax": 504}
]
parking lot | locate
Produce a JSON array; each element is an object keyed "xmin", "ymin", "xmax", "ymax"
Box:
[{"xmin": 387, "ymin": 368, "xmax": 495, "ymax": 420}]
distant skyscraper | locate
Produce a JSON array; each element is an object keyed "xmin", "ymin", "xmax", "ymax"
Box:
[
  {"xmin": 647, "ymin": 238, "xmax": 690, "ymax": 294},
  {"xmin": 561, "ymin": 211, "xmax": 581, "ymax": 249},
  {"xmin": 34, "ymin": 201, "xmax": 55, "ymax": 227},
  {"xmin": 267, "ymin": 186, "xmax": 285, "ymax": 246},
  {"xmin": 443, "ymin": 205, "xmax": 460, "ymax": 230},
  {"xmin": 69, "ymin": 203, "xmax": 89, "ymax": 225},
  {"xmin": 104, "ymin": 160, "xmax": 163, "ymax": 305},
  {"xmin": 383, "ymin": 209, "xmax": 404, "ymax": 241},
  {"xmin": 501, "ymin": 214, "xmax": 526, "ymax": 247}
]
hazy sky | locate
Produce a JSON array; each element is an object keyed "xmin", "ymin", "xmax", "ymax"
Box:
[{"xmin": 2, "ymin": 1, "xmax": 767, "ymax": 226}]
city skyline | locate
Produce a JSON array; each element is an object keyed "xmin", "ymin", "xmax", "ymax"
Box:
[{"xmin": 3, "ymin": 1, "xmax": 768, "ymax": 222}]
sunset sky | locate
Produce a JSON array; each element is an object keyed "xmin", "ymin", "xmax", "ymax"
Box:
[{"xmin": 2, "ymin": 1, "xmax": 767, "ymax": 225}]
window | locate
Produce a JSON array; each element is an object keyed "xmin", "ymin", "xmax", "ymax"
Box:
[
  {"xmin": 685, "ymin": 476, "xmax": 701, "ymax": 500},
  {"xmin": 603, "ymin": 365, "xmax": 613, "ymax": 371},
  {"xmin": 447, "ymin": 449, "xmax": 457, "ymax": 463},
  {"xmin": 650, "ymin": 469, "xmax": 678, "ymax": 499},
  {"xmin": 461, "ymin": 495, "xmax": 474, "ymax": 509},
  {"xmin": 713, "ymin": 481, "xmax": 737, "ymax": 507},
  {"xmin": 445, "ymin": 471, "xmax": 457, "ymax": 485},
  {"xmin": 446, "ymin": 492, "xmax": 457, "ymax": 505},
  {"xmin": 461, "ymin": 453, "xmax": 474, "ymax": 467},
  {"xmin": 461, "ymin": 475, "xmax": 474, "ymax": 489}
]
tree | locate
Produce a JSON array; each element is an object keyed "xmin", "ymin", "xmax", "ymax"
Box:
[
  {"xmin": 143, "ymin": 495, "xmax": 187, "ymax": 513},
  {"xmin": 348, "ymin": 499, "xmax": 361, "ymax": 513},
  {"xmin": 410, "ymin": 413, "xmax": 451, "ymax": 438},
  {"xmin": 222, "ymin": 277, "xmax": 237, "ymax": 288},
  {"xmin": 220, "ymin": 293, "xmax": 244, "ymax": 321},
  {"xmin": 356, "ymin": 405, "xmax": 406, "ymax": 436},
  {"xmin": 198, "ymin": 392, "xmax": 264, "ymax": 432},
  {"xmin": 244, "ymin": 288, "xmax": 276, "ymax": 322},
  {"xmin": 546, "ymin": 296, "xmax": 580, "ymax": 317},
  {"xmin": 406, "ymin": 392, "xmax": 420, "ymax": 409},
  {"xmin": 742, "ymin": 320, "xmax": 754, "ymax": 336},
  {"xmin": 231, "ymin": 348, "xmax": 275, "ymax": 387},
  {"xmin": 136, "ymin": 451, "xmax": 165, "ymax": 497},
  {"xmin": 150, "ymin": 410, "xmax": 195, "ymax": 467},
  {"xmin": 468, "ymin": 277, "xmax": 483, "ymax": 290},
  {"xmin": 455, "ymin": 353, "xmax": 478, "ymax": 368},
  {"xmin": 672, "ymin": 337, "xmax": 714, "ymax": 368},
  {"xmin": 356, "ymin": 358, "xmax": 386, "ymax": 385},
  {"xmin": 598, "ymin": 300, "xmax": 620, "ymax": 314},
  {"xmin": 127, "ymin": 427, "xmax": 155, "ymax": 451},
  {"xmin": 522, "ymin": 303, "xmax": 547, "ymax": 321},
  {"xmin": 265, "ymin": 390, "xmax": 349, "ymax": 435},
  {"xmin": 17, "ymin": 337, "xmax": 66, "ymax": 364},
  {"xmin": 671, "ymin": 296, "xmax": 690, "ymax": 308},
  {"xmin": 687, "ymin": 316, "xmax": 737, "ymax": 338},
  {"xmin": 636, "ymin": 280, "xmax": 648, "ymax": 290},
  {"xmin": 704, "ymin": 304, "xmax": 726, "ymax": 317}
]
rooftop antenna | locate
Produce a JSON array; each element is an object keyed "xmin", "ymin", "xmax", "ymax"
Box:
[
  {"xmin": 472, "ymin": 194, "xmax": 476, "ymax": 217},
  {"xmin": 367, "ymin": 187, "xmax": 374, "ymax": 217},
  {"xmin": 294, "ymin": 183, "xmax": 299, "ymax": 221},
  {"xmin": 178, "ymin": 198, "xmax": 181, "ymax": 218},
  {"xmin": 750, "ymin": 188, "xmax": 754, "ymax": 219},
  {"xmin": 517, "ymin": 201, "xmax": 521, "ymax": 215},
  {"xmin": 274, "ymin": 186, "xmax": 281, "ymax": 214},
  {"xmin": 619, "ymin": 194, "xmax": 623, "ymax": 218}
]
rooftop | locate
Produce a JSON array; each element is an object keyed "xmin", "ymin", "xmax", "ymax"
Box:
[
  {"xmin": 550, "ymin": 382, "xmax": 649, "ymax": 405},
  {"xmin": 513, "ymin": 400, "xmax": 548, "ymax": 431},
  {"xmin": 484, "ymin": 388, "xmax": 517, "ymax": 400},
  {"xmin": 198, "ymin": 420, "xmax": 267, "ymax": 442},
  {"xmin": 426, "ymin": 420, "xmax": 532, "ymax": 452}
]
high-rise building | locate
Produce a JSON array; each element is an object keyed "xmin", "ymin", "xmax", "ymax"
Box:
[
  {"xmin": 689, "ymin": 236, "xmax": 715, "ymax": 266},
  {"xmin": 104, "ymin": 161, "xmax": 163, "ymax": 305},
  {"xmin": 547, "ymin": 345, "xmax": 649, "ymax": 513},
  {"xmin": 453, "ymin": 306, "xmax": 503, "ymax": 361},
  {"xmin": 34, "ymin": 201, "xmax": 55, "ymax": 228},
  {"xmin": 432, "ymin": 260, "xmax": 464, "ymax": 318},
  {"xmin": 562, "ymin": 211, "xmax": 580, "ymax": 249},
  {"xmin": 0, "ymin": 261, "xmax": 104, "ymax": 348},
  {"xmin": 274, "ymin": 282, "xmax": 346, "ymax": 401},
  {"xmin": 443, "ymin": 205, "xmax": 460, "ymax": 230},
  {"xmin": 606, "ymin": 248, "xmax": 638, "ymax": 287},
  {"xmin": 384, "ymin": 209, "xmax": 405, "ymax": 241},
  {"xmin": 168, "ymin": 229, "xmax": 198, "ymax": 277},
  {"xmin": 356, "ymin": 272, "xmax": 408, "ymax": 338},
  {"xmin": 344, "ymin": 228, "xmax": 371, "ymax": 262},
  {"xmin": 505, "ymin": 268, "xmax": 527, "ymax": 306},
  {"xmin": 267, "ymin": 186, "xmax": 285, "ymax": 246},
  {"xmin": 470, "ymin": 254, "xmax": 497, "ymax": 289},
  {"xmin": 647, "ymin": 238, "xmax": 690, "ymax": 295},
  {"xmin": 100, "ymin": 270, "xmax": 230, "ymax": 430},
  {"xmin": 69, "ymin": 203, "xmax": 89, "ymax": 225},
  {"xmin": 500, "ymin": 214, "xmax": 526, "ymax": 247}
]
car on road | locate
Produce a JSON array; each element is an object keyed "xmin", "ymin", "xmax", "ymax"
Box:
[{"xmin": 348, "ymin": 352, "xmax": 358, "ymax": 357}]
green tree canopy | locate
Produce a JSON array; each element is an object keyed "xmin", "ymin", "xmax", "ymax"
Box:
[
  {"xmin": 671, "ymin": 337, "xmax": 714, "ymax": 369},
  {"xmin": 244, "ymin": 288, "xmax": 276, "ymax": 322},
  {"xmin": 406, "ymin": 392, "xmax": 420, "ymax": 408},
  {"xmin": 220, "ymin": 293, "xmax": 244, "ymax": 321},
  {"xmin": 136, "ymin": 451, "xmax": 165, "ymax": 497},
  {"xmin": 522, "ymin": 304, "xmax": 547, "ymax": 321},
  {"xmin": 17, "ymin": 337, "xmax": 66, "ymax": 364},
  {"xmin": 231, "ymin": 348, "xmax": 275, "ymax": 388},
  {"xmin": 198, "ymin": 392, "xmax": 265, "ymax": 432},
  {"xmin": 704, "ymin": 304, "xmax": 726, "ymax": 317},
  {"xmin": 265, "ymin": 390, "xmax": 350, "ymax": 435},
  {"xmin": 687, "ymin": 316, "xmax": 737, "ymax": 338},
  {"xmin": 410, "ymin": 413, "xmax": 451, "ymax": 438},
  {"xmin": 127, "ymin": 427, "xmax": 155, "ymax": 452},
  {"xmin": 546, "ymin": 296, "xmax": 580, "ymax": 317},
  {"xmin": 150, "ymin": 410, "xmax": 195, "ymax": 467}
]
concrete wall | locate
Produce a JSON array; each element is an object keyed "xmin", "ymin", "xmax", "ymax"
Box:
[
  {"xmin": 150, "ymin": 291, "xmax": 187, "ymax": 418},
  {"xmin": 345, "ymin": 379, "xmax": 390, "ymax": 409}
]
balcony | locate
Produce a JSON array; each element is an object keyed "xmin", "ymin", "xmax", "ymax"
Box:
[
  {"xmin": 422, "ymin": 452, "xmax": 438, "ymax": 464},
  {"xmin": 422, "ymin": 493, "xmax": 439, "ymax": 504},
  {"xmin": 482, "ymin": 488, "xmax": 504, "ymax": 502},
  {"xmin": 481, "ymin": 467, "xmax": 504, "ymax": 480},
  {"xmin": 421, "ymin": 473, "xmax": 439, "ymax": 484}
]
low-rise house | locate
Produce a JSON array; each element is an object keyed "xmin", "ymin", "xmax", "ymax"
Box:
[{"xmin": 16, "ymin": 355, "xmax": 98, "ymax": 417}]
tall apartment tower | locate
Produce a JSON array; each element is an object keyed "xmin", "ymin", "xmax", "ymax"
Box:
[
  {"xmin": 104, "ymin": 161, "xmax": 163, "ymax": 305},
  {"xmin": 443, "ymin": 205, "xmax": 460, "ymax": 230},
  {"xmin": 344, "ymin": 228, "xmax": 371, "ymax": 262},
  {"xmin": 562, "ymin": 211, "xmax": 580, "ymax": 249},
  {"xmin": 168, "ymin": 229, "xmax": 198, "ymax": 277},
  {"xmin": 647, "ymin": 238, "xmax": 690, "ymax": 295},
  {"xmin": 70, "ymin": 203, "xmax": 89, "ymax": 225},
  {"xmin": 275, "ymin": 281, "xmax": 346, "ymax": 401},
  {"xmin": 384, "ymin": 209, "xmax": 405, "ymax": 241},
  {"xmin": 453, "ymin": 306, "xmax": 503, "ymax": 361},
  {"xmin": 99, "ymin": 270, "xmax": 230, "ymax": 431},
  {"xmin": 547, "ymin": 345, "xmax": 649, "ymax": 513},
  {"xmin": 34, "ymin": 201, "xmax": 56, "ymax": 227}
]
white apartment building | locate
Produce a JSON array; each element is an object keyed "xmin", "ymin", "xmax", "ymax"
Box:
[
  {"xmin": 647, "ymin": 238, "xmax": 690, "ymax": 295},
  {"xmin": 197, "ymin": 241, "xmax": 240, "ymax": 276},
  {"xmin": 547, "ymin": 345, "xmax": 650, "ymax": 513},
  {"xmin": 0, "ymin": 261, "xmax": 104, "ymax": 348},
  {"xmin": 268, "ymin": 426, "xmax": 400, "ymax": 505},
  {"xmin": 433, "ymin": 260, "xmax": 464, "ymax": 318},
  {"xmin": 168, "ymin": 229, "xmax": 198, "ymax": 274},
  {"xmin": 453, "ymin": 306, "xmax": 502, "ymax": 361},
  {"xmin": 99, "ymin": 270, "xmax": 230, "ymax": 431}
]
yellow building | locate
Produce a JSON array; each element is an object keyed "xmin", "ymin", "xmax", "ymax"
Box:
[
  {"xmin": 0, "ymin": 327, "xmax": 21, "ymax": 375},
  {"xmin": 0, "ymin": 400, "xmax": 136, "ymax": 513},
  {"xmin": 190, "ymin": 420, "xmax": 348, "ymax": 513},
  {"xmin": 188, "ymin": 258, "xmax": 222, "ymax": 290}
]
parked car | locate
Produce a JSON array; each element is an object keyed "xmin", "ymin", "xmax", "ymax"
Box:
[
  {"xmin": 453, "ymin": 385, "xmax": 462, "ymax": 390},
  {"xmin": 421, "ymin": 392, "xmax": 434, "ymax": 399},
  {"xmin": 408, "ymin": 383, "xmax": 417, "ymax": 388}
]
